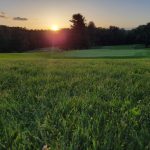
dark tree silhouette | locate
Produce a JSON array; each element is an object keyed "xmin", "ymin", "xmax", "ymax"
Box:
[
  {"xmin": 70, "ymin": 14, "xmax": 90, "ymax": 49},
  {"xmin": 87, "ymin": 21, "xmax": 97, "ymax": 47},
  {"xmin": 88, "ymin": 21, "xmax": 96, "ymax": 29},
  {"xmin": 133, "ymin": 23, "xmax": 150, "ymax": 47},
  {"xmin": 0, "ymin": 14, "xmax": 150, "ymax": 52},
  {"xmin": 144, "ymin": 23, "xmax": 150, "ymax": 47},
  {"xmin": 70, "ymin": 14, "xmax": 86, "ymax": 31}
]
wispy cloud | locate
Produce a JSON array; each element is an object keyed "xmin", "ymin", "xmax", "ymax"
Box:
[
  {"xmin": 13, "ymin": 17, "xmax": 28, "ymax": 21},
  {"xmin": 0, "ymin": 12, "xmax": 7, "ymax": 18},
  {"xmin": 0, "ymin": 11, "xmax": 29, "ymax": 21}
]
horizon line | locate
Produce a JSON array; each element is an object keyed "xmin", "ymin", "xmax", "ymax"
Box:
[{"xmin": 0, "ymin": 21, "xmax": 150, "ymax": 31}]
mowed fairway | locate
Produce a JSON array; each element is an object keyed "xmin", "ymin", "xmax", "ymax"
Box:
[
  {"xmin": 66, "ymin": 46, "xmax": 150, "ymax": 58},
  {"xmin": 0, "ymin": 48, "xmax": 150, "ymax": 149}
]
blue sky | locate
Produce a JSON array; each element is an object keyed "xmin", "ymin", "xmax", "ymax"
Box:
[{"xmin": 0, "ymin": 0, "xmax": 150, "ymax": 29}]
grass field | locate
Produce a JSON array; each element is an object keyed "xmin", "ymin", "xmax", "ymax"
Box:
[
  {"xmin": 0, "ymin": 46, "xmax": 150, "ymax": 149},
  {"xmin": 65, "ymin": 45, "xmax": 150, "ymax": 58},
  {"xmin": 0, "ymin": 45, "xmax": 150, "ymax": 59}
]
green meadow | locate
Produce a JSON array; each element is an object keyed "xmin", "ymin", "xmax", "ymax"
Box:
[
  {"xmin": 0, "ymin": 46, "xmax": 150, "ymax": 149},
  {"xmin": 0, "ymin": 45, "xmax": 150, "ymax": 59}
]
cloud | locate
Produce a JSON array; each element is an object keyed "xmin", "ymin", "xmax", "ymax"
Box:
[
  {"xmin": 13, "ymin": 17, "xmax": 28, "ymax": 21},
  {"xmin": 0, "ymin": 11, "xmax": 28, "ymax": 21},
  {"xmin": 0, "ymin": 12, "xmax": 7, "ymax": 18}
]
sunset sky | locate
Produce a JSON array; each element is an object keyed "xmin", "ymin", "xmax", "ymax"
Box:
[{"xmin": 0, "ymin": 0, "xmax": 150, "ymax": 29}]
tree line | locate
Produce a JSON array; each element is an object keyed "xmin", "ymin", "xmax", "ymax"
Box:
[{"xmin": 0, "ymin": 13, "xmax": 150, "ymax": 52}]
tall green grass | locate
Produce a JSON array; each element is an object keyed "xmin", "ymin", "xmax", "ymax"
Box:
[{"xmin": 0, "ymin": 57, "xmax": 150, "ymax": 149}]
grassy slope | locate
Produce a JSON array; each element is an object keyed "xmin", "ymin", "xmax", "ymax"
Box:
[
  {"xmin": 66, "ymin": 45, "xmax": 150, "ymax": 58},
  {"xmin": 66, "ymin": 49, "xmax": 150, "ymax": 58},
  {"xmin": 0, "ymin": 47, "xmax": 150, "ymax": 149},
  {"xmin": 0, "ymin": 45, "xmax": 150, "ymax": 59}
]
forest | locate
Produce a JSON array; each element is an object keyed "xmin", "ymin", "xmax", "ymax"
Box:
[{"xmin": 0, "ymin": 14, "xmax": 150, "ymax": 52}]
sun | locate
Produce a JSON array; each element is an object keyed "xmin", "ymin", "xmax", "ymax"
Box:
[{"xmin": 51, "ymin": 25, "xmax": 59, "ymax": 31}]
